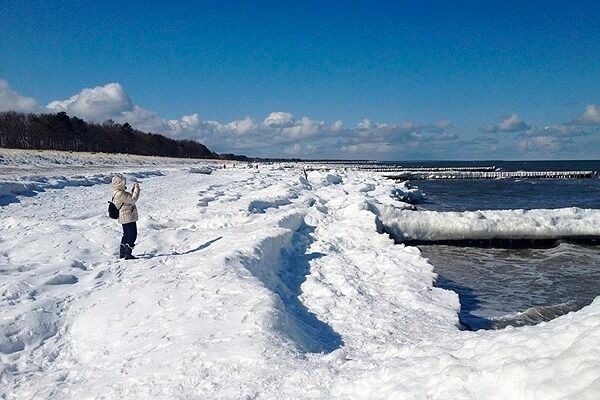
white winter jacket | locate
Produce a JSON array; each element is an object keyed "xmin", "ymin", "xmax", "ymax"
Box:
[{"xmin": 111, "ymin": 175, "xmax": 140, "ymax": 224}]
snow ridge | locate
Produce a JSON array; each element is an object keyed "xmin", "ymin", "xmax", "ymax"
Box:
[
  {"xmin": 235, "ymin": 211, "xmax": 344, "ymax": 353},
  {"xmin": 375, "ymin": 204, "xmax": 600, "ymax": 242},
  {"xmin": 0, "ymin": 171, "xmax": 164, "ymax": 206}
]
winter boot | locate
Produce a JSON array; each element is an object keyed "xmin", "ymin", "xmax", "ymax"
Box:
[
  {"xmin": 124, "ymin": 244, "xmax": 138, "ymax": 260},
  {"xmin": 119, "ymin": 244, "xmax": 127, "ymax": 259}
]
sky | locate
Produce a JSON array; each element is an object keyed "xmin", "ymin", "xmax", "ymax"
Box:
[{"xmin": 1, "ymin": 0, "xmax": 599, "ymax": 160}]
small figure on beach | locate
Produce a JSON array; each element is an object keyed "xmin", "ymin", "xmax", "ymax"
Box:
[{"xmin": 111, "ymin": 174, "xmax": 141, "ymax": 260}]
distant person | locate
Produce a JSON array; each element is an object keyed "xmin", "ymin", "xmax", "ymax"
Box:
[{"xmin": 111, "ymin": 174, "xmax": 141, "ymax": 260}]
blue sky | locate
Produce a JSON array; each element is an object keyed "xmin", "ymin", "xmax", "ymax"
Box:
[{"xmin": 1, "ymin": 0, "xmax": 599, "ymax": 160}]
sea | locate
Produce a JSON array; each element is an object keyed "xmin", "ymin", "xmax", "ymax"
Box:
[{"xmin": 387, "ymin": 160, "xmax": 600, "ymax": 330}]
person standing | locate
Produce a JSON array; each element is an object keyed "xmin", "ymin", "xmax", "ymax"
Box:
[{"xmin": 111, "ymin": 174, "xmax": 141, "ymax": 260}]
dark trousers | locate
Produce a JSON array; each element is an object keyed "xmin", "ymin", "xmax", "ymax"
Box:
[{"xmin": 121, "ymin": 222, "xmax": 137, "ymax": 249}]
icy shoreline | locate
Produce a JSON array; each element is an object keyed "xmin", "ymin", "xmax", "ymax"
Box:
[
  {"xmin": 1, "ymin": 150, "xmax": 599, "ymax": 399},
  {"xmin": 376, "ymin": 204, "xmax": 600, "ymax": 242}
]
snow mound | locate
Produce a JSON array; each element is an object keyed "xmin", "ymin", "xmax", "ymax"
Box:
[
  {"xmin": 322, "ymin": 173, "xmax": 342, "ymax": 185},
  {"xmin": 391, "ymin": 181, "xmax": 425, "ymax": 204},
  {"xmin": 189, "ymin": 166, "xmax": 213, "ymax": 174}
]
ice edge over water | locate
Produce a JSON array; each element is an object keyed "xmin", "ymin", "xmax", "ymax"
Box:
[{"xmin": 375, "ymin": 204, "xmax": 600, "ymax": 242}]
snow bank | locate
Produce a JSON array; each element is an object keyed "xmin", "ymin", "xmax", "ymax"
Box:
[
  {"xmin": 0, "ymin": 148, "xmax": 220, "ymax": 168},
  {"xmin": 0, "ymin": 171, "xmax": 163, "ymax": 206},
  {"xmin": 375, "ymin": 205, "xmax": 600, "ymax": 241}
]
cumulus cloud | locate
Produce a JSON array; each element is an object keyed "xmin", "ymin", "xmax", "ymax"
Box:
[
  {"xmin": 263, "ymin": 112, "xmax": 294, "ymax": 128},
  {"xmin": 43, "ymin": 83, "xmax": 209, "ymax": 140},
  {"xmin": 0, "ymin": 79, "xmax": 38, "ymax": 112},
  {"xmin": 357, "ymin": 118, "xmax": 375, "ymax": 131},
  {"xmin": 331, "ymin": 120, "xmax": 344, "ymax": 132},
  {"xmin": 1, "ymin": 79, "xmax": 461, "ymax": 159},
  {"xmin": 481, "ymin": 114, "xmax": 531, "ymax": 133},
  {"xmin": 222, "ymin": 117, "xmax": 258, "ymax": 135},
  {"xmin": 46, "ymin": 82, "xmax": 133, "ymax": 121},
  {"xmin": 513, "ymin": 105, "xmax": 600, "ymax": 157},
  {"xmin": 579, "ymin": 104, "xmax": 600, "ymax": 125}
]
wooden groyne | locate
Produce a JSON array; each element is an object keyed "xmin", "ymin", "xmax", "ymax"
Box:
[
  {"xmin": 294, "ymin": 163, "xmax": 598, "ymax": 180},
  {"xmin": 300, "ymin": 164, "xmax": 498, "ymax": 172},
  {"xmin": 383, "ymin": 170, "xmax": 597, "ymax": 180}
]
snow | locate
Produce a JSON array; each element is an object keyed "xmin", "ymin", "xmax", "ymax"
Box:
[
  {"xmin": 1, "ymin": 149, "xmax": 599, "ymax": 399},
  {"xmin": 376, "ymin": 205, "xmax": 600, "ymax": 241},
  {"xmin": 0, "ymin": 171, "xmax": 164, "ymax": 206},
  {"xmin": 189, "ymin": 166, "xmax": 213, "ymax": 174},
  {"xmin": 390, "ymin": 181, "xmax": 425, "ymax": 204}
]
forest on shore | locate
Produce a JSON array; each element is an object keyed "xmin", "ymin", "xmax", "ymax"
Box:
[{"xmin": 0, "ymin": 111, "xmax": 230, "ymax": 159}]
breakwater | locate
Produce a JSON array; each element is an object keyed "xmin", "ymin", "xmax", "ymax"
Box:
[{"xmin": 384, "ymin": 170, "xmax": 596, "ymax": 180}]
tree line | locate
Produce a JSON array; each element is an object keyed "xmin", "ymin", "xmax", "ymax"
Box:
[{"xmin": 0, "ymin": 111, "xmax": 220, "ymax": 159}]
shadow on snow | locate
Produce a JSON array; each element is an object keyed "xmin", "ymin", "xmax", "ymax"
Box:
[
  {"xmin": 140, "ymin": 236, "xmax": 223, "ymax": 259},
  {"xmin": 243, "ymin": 223, "xmax": 344, "ymax": 354}
]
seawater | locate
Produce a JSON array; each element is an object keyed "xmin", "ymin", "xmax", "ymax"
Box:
[
  {"xmin": 421, "ymin": 243, "xmax": 600, "ymax": 330},
  {"xmin": 396, "ymin": 160, "xmax": 600, "ymax": 330}
]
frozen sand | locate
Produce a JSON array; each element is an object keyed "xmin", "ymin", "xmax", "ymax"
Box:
[{"xmin": 1, "ymin": 150, "xmax": 599, "ymax": 399}]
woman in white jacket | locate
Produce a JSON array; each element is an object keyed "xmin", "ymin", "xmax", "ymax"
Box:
[{"xmin": 111, "ymin": 174, "xmax": 141, "ymax": 260}]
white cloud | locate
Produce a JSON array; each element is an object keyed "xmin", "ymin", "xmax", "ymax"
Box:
[
  {"xmin": 426, "ymin": 120, "xmax": 453, "ymax": 133},
  {"xmin": 43, "ymin": 83, "xmax": 208, "ymax": 140},
  {"xmin": 357, "ymin": 118, "xmax": 375, "ymax": 131},
  {"xmin": 281, "ymin": 116, "xmax": 325, "ymax": 139},
  {"xmin": 0, "ymin": 79, "xmax": 38, "ymax": 112},
  {"xmin": 222, "ymin": 117, "xmax": 258, "ymax": 135},
  {"xmin": 46, "ymin": 82, "xmax": 133, "ymax": 121},
  {"xmin": 435, "ymin": 120, "xmax": 453, "ymax": 130},
  {"xmin": 430, "ymin": 131, "xmax": 458, "ymax": 141},
  {"xmin": 167, "ymin": 113, "xmax": 201, "ymax": 134},
  {"xmin": 528, "ymin": 124, "xmax": 586, "ymax": 138},
  {"xmin": 120, "ymin": 105, "xmax": 166, "ymax": 132},
  {"xmin": 341, "ymin": 142, "xmax": 393, "ymax": 155},
  {"xmin": 578, "ymin": 104, "xmax": 600, "ymax": 125},
  {"xmin": 2, "ymin": 79, "xmax": 463, "ymax": 159},
  {"xmin": 331, "ymin": 120, "xmax": 344, "ymax": 132},
  {"xmin": 263, "ymin": 111, "xmax": 294, "ymax": 127},
  {"xmin": 354, "ymin": 119, "xmax": 423, "ymax": 142},
  {"xmin": 482, "ymin": 114, "xmax": 531, "ymax": 133},
  {"xmin": 518, "ymin": 135, "xmax": 559, "ymax": 152}
]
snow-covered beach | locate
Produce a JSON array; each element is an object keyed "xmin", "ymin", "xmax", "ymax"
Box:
[{"xmin": 1, "ymin": 150, "xmax": 600, "ymax": 399}]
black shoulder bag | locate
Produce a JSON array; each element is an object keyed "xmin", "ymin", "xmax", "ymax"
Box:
[{"xmin": 108, "ymin": 196, "xmax": 124, "ymax": 219}]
